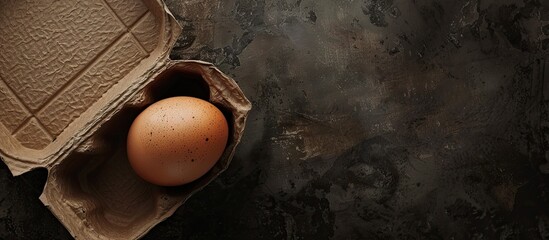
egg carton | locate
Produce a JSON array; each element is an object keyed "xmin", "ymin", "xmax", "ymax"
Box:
[{"xmin": 0, "ymin": 0, "xmax": 251, "ymax": 239}]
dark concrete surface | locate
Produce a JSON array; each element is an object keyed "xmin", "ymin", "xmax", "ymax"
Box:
[{"xmin": 2, "ymin": 0, "xmax": 549, "ymax": 239}]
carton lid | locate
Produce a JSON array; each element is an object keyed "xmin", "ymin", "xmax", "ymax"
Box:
[{"xmin": 0, "ymin": 0, "xmax": 181, "ymax": 175}]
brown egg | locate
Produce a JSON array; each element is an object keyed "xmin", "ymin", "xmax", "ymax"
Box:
[{"xmin": 126, "ymin": 96, "xmax": 229, "ymax": 186}]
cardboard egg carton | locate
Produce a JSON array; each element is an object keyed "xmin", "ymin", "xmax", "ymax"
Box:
[{"xmin": 0, "ymin": 0, "xmax": 251, "ymax": 239}]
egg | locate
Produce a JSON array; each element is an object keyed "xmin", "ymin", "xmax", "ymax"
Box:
[{"xmin": 126, "ymin": 96, "xmax": 229, "ymax": 186}]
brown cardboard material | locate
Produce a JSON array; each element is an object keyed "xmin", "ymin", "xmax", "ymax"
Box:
[{"xmin": 0, "ymin": 1, "xmax": 252, "ymax": 239}]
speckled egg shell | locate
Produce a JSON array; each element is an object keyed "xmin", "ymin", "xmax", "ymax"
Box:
[{"xmin": 126, "ymin": 96, "xmax": 229, "ymax": 186}]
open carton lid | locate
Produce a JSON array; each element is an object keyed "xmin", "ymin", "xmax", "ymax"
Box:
[{"xmin": 0, "ymin": 0, "xmax": 181, "ymax": 176}]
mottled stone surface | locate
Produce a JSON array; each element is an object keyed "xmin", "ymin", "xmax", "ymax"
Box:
[{"xmin": 2, "ymin": 0, "xmax": 549, "ymax": 239}]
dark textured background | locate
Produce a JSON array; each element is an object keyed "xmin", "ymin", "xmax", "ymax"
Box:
[{"xmin": 2, "ymin": 0, "xmax": 549, "ymax": 239}]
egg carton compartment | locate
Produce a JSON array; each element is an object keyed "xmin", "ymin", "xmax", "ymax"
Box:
[{"xmin": 40, "ymin": 62, "xmax": 251, "ymax": 239}]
